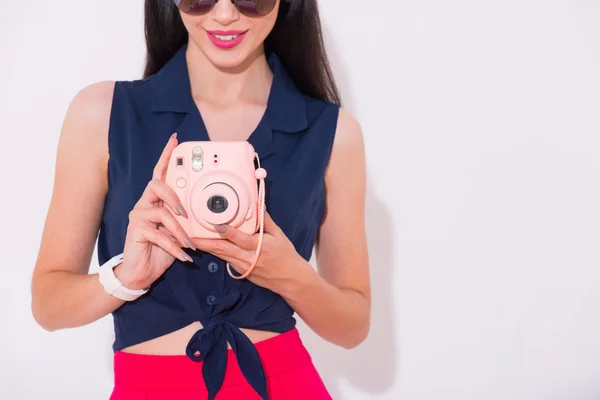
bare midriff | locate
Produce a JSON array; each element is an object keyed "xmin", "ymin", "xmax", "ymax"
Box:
[{"xmin": 121, "ymin": 322, "xmax": 280, "ymax": 355}]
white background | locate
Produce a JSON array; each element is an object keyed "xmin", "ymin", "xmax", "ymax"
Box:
[{"xmin": 1, "ymin": 1, "xmax": 600, "ymax": 399}]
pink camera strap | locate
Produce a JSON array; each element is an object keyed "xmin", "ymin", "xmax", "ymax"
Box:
[{"xmin": 226, "ymin": 152, "xmax": 267, "ymax": 280}]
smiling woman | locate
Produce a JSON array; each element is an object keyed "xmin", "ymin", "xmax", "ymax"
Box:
[
  {"xmin": 31, "ymin": 0, "xmax": 370, "ymax": 399},
  {"xmin": 176, "ymin": 0, "xmax": 280, "ymax": 58}
]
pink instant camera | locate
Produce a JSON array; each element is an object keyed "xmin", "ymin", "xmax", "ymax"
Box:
[{"xmin": 165, "ymin": 141, "xmax": 266, "ymax": 240}]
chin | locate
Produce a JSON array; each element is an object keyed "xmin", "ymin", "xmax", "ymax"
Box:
[
  {"xmin": 205, "ymin": 49, "xmax": 252, "ymax": 70},
  {"xmin": 190, "ymin": 30, "xmax": 263, "ymax": 71}
]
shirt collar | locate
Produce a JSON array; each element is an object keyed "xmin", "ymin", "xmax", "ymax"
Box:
[{"xmin": 150, "ymin": 43, "xmax": 308, "ymax": 134}]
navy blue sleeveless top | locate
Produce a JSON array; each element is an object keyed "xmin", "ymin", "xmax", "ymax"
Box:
[{"xmin": 97, "ymin": 43, "xmax": 339, "ymax": 400}]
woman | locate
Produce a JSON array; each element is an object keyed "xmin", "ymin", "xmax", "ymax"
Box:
[{"xmin": 31, "ymin": 0, "xmax": 370, "ymax": 399}]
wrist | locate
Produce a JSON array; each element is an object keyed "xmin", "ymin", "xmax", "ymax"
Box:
[
  {"xmin": 275, "ymin": 256, "xmax": 320, "ymax": 301},
  {"xmin": 113, "ymin": 263, "xmax": 138, "ymax": 290},
  {"xmin": 113, "ymin": 262, "xmax": 149, "ymax": 291},
  {"xmin": 98, "ymin": 254, "xmax": 149, "ymax": 301}
]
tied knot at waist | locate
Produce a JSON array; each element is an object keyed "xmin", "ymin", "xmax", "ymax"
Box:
[
  {"xmin": 185, "ymin": 317, "xmax": 229, "ymax": 362},
  {"xmin": 185, "ymin": 291, "xmax": 269, "ymax": 400}
]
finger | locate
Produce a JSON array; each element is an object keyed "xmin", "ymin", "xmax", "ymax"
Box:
[
  {"xmin": 135, "ymin": 226, "xmax": 193, "ymax": 263},
  {"xmin": 192, "ymin": 238, "xmax": 247, "ymax": 260},
  {"xmin": 158, "ymin": 225, "xmax": 183, "ymax": 247},
  {"xmin": 213, "ymin": 224, "xmax": 257, "ymax": 251},
  {"xmin": 134, "ymin": 179, "xmax": 188, "ymax": 219},
  {"xmin": 150, "ymin": 134, "xmax": 178, "ymax": 211},
  {"xmin": 153, "ymin": 133, "xmax": 179, "ymax": 181},
  {"xmin": 129, "ymin": 207, "xmax": 195, "ymax": 250}
]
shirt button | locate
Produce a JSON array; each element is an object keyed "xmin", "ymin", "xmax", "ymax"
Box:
[
  {"xmin": 208, "ymin": 262, "xmax": 219, "ymax": 273},
  {"xmin": 206, "ymin": 294, "xmax": 216, "ymax": 305}
]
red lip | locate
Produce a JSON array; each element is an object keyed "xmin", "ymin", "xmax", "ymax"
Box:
[{"xmin": 206, "ymin": 29, "xmax": 248, "ymax": 49}]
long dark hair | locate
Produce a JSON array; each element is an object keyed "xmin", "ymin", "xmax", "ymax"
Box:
[{"xmin": 143, "ymin": 0, "xmax": 341, "ymax": 105}]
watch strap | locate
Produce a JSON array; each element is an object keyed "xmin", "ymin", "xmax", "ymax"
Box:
[{"xmin": 98, "ymin": 253, "xmax": 148, "ymax": 301}]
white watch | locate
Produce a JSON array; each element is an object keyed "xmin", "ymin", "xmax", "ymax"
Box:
[{"xmin": 98, "ymin": 253, "xmax": 148, "ymax": 301}]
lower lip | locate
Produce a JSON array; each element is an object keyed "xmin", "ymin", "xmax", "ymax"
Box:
[{"xmin": 207, "ymin": 31, "xmax": 247, "ymax": 49}]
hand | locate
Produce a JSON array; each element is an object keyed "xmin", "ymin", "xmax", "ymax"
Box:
[
  {"xmin": 115, "ymin": 133, "xmax": 196, "ymax": 291},
  {"xmin": 192, "ymin": 212, "xmax": 304, "ymax": 291}
]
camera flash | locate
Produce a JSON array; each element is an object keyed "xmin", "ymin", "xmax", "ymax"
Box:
[{"xmin": 192, "ymin": 146, "xmax": 203, "ymax": 172}]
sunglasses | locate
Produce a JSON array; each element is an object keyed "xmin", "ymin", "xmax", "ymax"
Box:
[{"xmin": 174, "ymin": 0, "xmax": 278, "ymax": 17}]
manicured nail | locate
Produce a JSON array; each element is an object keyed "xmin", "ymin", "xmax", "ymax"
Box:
[
  {"xmin": 176, "ymin": 204, "xmax": 188, "ymax": 219},
  {"xmin": 171, "ymin": 132, "xmax": 177, "ymax": 140},
  {"xmin": 184, "ymin": 237, "xmax": 196, "ymax": 251},
  {"xmin": 214, "ymin": 225, "xmax": 227, "ymax": 234},
  {"xmin": 180, "ymin": 251, "xmax": 193, "ymax": 263}
]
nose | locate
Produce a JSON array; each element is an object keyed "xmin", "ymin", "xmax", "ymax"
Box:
[{"xmin": 211, "ymin": 0, "xmax": 241, "ymax": 25}]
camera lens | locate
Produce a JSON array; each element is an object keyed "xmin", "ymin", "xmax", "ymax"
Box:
[{"xmin": 207, "ymin": 195, "xmax": 228, "ymax": 214}]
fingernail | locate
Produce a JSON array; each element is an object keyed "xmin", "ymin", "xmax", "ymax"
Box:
[
  {"xmin": 171, "ymin": 132, "xmax": 177, "ymax": 139},
  {"xmin": 214, "ymin": 225, "xmax": 227, "ymax": 234},
  {"xmin": 181, "ymin": 251, "xmax": 193, "ymax": 263},
  {"xmin": 184, "ymin": 237, "xmax": 196, "ymax": 251},
  {"xmin": 176, "ymin": 204, "xmax": 188, "ymax": 219}
]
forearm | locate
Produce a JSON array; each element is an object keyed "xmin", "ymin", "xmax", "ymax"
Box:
[
  {"xmin": 31, "ymin": 269, "xmax": 124, "ymax": 331},
  {"xmin": 274, "ymin": 258, "xmax": 370, "ymax": 349}
]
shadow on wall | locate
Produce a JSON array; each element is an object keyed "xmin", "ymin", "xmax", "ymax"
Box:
[
  {"xmin": 297, "ymin": 24, "xmax": 399, "ymax": 399},
  {"xmin": 299, "ymin": 187, "xmax": 398, "ymax": 399}
]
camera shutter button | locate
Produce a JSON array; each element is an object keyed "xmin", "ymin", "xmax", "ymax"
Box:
[{"xmin": 176, "ymin": 178, "xmax": 187, "ymax": 188}]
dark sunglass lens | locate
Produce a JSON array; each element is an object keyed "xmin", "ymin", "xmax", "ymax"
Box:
[
  {"xmin": 174, "ymin": 0, "xmax": 215, "ymax": 15},
  {"xmin": 234, "ymin": 0, "xmax": 277, "ymax": 17}
]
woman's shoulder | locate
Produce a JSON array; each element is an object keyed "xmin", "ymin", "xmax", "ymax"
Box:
[
  {"xmin": 335, "ymin": 107, "xmax": 363, "ymax": 146},
  {"xmin": 69, "ymin": 77, "xmax": 157, "ymax": 128},
  {"xmin": 329, "ymin": 106, "xmax": 364, "ymax": 169},
  {"xmin": 63, "ymin": 81, "xmax": 116, "ymax": 142},
  {"xmin": 55, "ymin": 81, "xmax": 117, "ymax": 190},
  {"xmin": 298, "ymin": 91, "xmax": 363, "ymax": 161},
  {"xmin": 65, "ymin": 76, "xmax": 158, "ymax": 129},
  {"xmin": 302, "ymin": 94, "xmax": 362, "ymax": 149},
  {"xmin": 75, "ymin": 76, "xmax": 154, "ymax": 104},
  {"xmin": 69, "ymin": 80, "xmax": 115, "ymax": 115}
]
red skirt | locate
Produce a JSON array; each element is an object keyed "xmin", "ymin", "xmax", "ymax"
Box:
[{"xmin": 109, "ymin": 328, "xmax": 332, "ymax": 400}]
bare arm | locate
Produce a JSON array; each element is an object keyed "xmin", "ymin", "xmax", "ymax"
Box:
[
  {"xmin": 278, "ymin": 108, "xmax": 371, "ymax": 349},
  {"xmin": 31, "ymin": 81, "xmax": 126, "ymax": 331}
]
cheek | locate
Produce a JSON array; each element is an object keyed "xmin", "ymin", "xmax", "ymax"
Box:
[
  {"xmin": 251, "ymin": 18, "xmax": 277, "ymax": 42},
  {"xmin": 180, "ymin": 13, "xmax": 207, "ymax": 34},
  {"xmin": 248, "ymin": 1, "xmax": 279, "ymax": 41}
]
